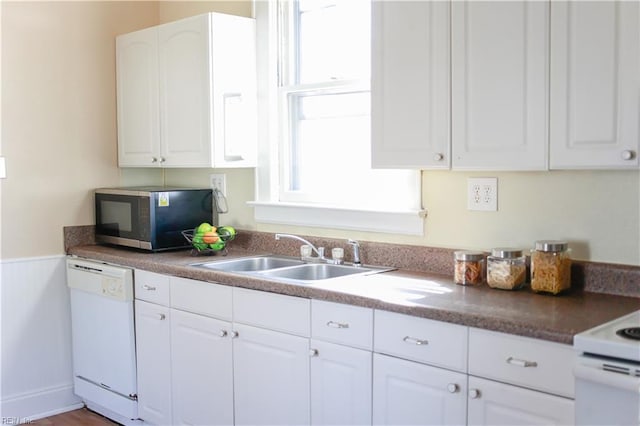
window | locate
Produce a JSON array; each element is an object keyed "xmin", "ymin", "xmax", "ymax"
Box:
[{"xmin": 252, "ymin": 0, "xmax": 424, "ymax": 235}]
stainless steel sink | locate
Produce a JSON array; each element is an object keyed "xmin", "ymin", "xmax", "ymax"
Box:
[
  {"xmin": 192, "ymin": 255, "xmax": 393, "ymax": 283},
  {"xmin": 192, "ymin": 256, "xmax": 304, "ymax": 272},
  {"xmin": 257, "ymin": 263, "xmax": 379, "ymax": 281}
]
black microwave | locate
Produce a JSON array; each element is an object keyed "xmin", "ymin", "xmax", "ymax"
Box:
[{"xmin": 95, "ymin": 187, "xmax": 216, "ymax": 251}]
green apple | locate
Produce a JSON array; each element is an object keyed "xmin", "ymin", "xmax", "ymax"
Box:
[
  {"xmin": 217, "ymin": 226, "xmax": 236, "ymax": 241},
  {"xmin": 196, "ymin": 222, "xmax": 214, "ymax": 234},
  {"xmin": 209, "ymin": 240, "xmax": 226, "ymax": 251}
]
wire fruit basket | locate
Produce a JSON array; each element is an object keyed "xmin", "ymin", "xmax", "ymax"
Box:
[{"xmin": 182, "ymin": 226, "xmax": 236, "ymax": 256}]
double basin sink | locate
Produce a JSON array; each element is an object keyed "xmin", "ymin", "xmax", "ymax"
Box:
[{"xmin": 192, "ymin": 255, "xmax": 393, "ymax": 284}]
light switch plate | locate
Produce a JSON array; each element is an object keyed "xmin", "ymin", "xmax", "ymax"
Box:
[{"xmin": 467, "ymin": 177, "xmax": 497, "ymax": 211}]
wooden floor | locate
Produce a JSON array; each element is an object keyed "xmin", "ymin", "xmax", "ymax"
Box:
[{"xmin": 32, "ymin": 408, "xmax": 119, "ymax": 426}]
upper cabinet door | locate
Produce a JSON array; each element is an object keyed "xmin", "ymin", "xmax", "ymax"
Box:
[
  {"xmin": 451, "ymin": 1, "xmax": 548, "ymax": 170},
  {"xmin": 550, "ymin": 1, "xmax": 640, "ymax": 169},
  {"xmin": 371, "ymin": 1, "xmax": 450, "ymax": 169},
  {"xmin": 158, "ymin": 14, "xmax": 213, "ymax": 167},
  {"xmin": 116, "ymin": 28, "xmax": 161, "ymax": 167}
]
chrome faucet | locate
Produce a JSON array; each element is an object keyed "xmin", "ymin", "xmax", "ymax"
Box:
[
  {"xmin": 275, "ymin": 233, "xmax": 325, "ymax": 261},
  {"xmin": 348, "ymin": 239, "xmax": 362, "ymax": 267}
]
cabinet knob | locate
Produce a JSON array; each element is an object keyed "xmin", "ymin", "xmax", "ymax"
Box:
[
  {"xmin": 151, "ymin": 157, "xmax": 158, "ymax": 163},
  {"xmin": 219, "ymin": 330, "xmax": 228, "ymax": 338},
  {"xmin": 621, "ymin": 150, "xmax": 636, "ymax": 161},
  {"xmin": 309, "ymin": 348, "xmax": 319, "ymax": 357},
  {"xmin": 159, "ymin": 157, "xmax": 166, "ymax": 163},
  {"xmin": 157, "ymin": 313, "xmax": 166, "ymax": 321},
  {"xmin": 447, "ymin": 383, "xmax": 459, "ymax": 393},
  {"xmin": 231, "ymin": 331, "xmax": 239, "ymax": 339},
  {"xmin": 433, "ymin": 153, "xmax": 444, "ymax": 162},
  {"xmin": 469, "ymin": 389, "xmax": 480, "ymax": 399}
]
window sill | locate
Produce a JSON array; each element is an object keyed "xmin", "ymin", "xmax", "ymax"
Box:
[{"xmin": 248, "ymin": 201, "xmax": 426, "ymax": 236}]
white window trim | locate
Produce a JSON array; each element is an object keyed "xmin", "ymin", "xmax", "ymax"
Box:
[{"xmin": 251, "ymin": 0, "xmax": 426, "ymax": 236}]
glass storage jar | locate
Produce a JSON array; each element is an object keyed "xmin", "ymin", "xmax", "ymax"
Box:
[
  {"xmin": 454, "ymin": 251, "xmax": 486, "ymax": 286},
  {"xmin": 530, "ymin": 240, "xmax": 571, "ymax": 295},
  {"xmin": 487, "ymin": 248, "xmax": 527, "ymax": 290}
]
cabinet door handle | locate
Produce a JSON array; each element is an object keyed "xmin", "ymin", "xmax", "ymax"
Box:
[
  {"xmin": 231, "ymin": 331, "xmax": 239, "ymax": 338},
  {"xmin": 433, "ymin": 153, "xmax": 444, "ymax": 161},
  {"xmin": 219, "ymin": 330, "xmax": 228, "ymax": 338},
  {"xmin": 142, "ymin": 284, "xmax": 156, "ymax": 291},
  {"xmin": 157, "ymin": 313, "xmax": 166, "ymax": 321},
  {"xmin": 469, "ymin": 389, "xmax": 481, "ymax": 399},
  {"xmin": 326, "ymin": 320, "xmax": 349, "ymax": 329},
  {"xmin": 151, "ymin": 157, "xmax": 158, "ymax": 163},
  {"xmin": 309, "ymin": 348, "xmax": 319, "ymax": 357},
  {"xmin": 159, "ymin": 157, "xmax": 166, "ymax": 163},
  {"xmin": 447, "ymin": 383, "xmax": 459, "ymax": 393},
  {"xmin": 506, "ymin": 357, "xmax": 538, "ymax": 368},
  {"xmin": 403, "ymin": 336, "xmax": 428, "ymax": 346}
]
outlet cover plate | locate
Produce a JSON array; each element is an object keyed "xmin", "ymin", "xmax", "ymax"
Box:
[
  {"xmin": 209, "ymin": 173, "xmax": 227, "ymax": 196},
  {"xmin": 467, "ymin": 177, "xmax": 498, "ymax": 211}
]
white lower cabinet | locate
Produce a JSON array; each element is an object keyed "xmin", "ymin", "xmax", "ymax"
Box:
[
  {"xmin": 310, "ymin": 340, "xmax": 372, "ymax": 425},
  {"xmin": 372, "ymin": 353, "xmax": 467, "ymax": 425},
  {"xmin": 233, "ymin": 322, "xmax": 310, "ymax": 426},
  {"xmin": 135, "ymin": 299, "xmax": 172, "ymax": 425},
  {"xmin": 467, "ymin": 376, "xmax": 574, "ymax": 426},
  {"xmin": 170, "ymin": 309, "xmax": 233, "ymax": 426}
]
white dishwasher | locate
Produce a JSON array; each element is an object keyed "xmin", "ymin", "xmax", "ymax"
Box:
[{"xmin": 67, "ymin": 257, "xmax": 139, "ymax": 425}]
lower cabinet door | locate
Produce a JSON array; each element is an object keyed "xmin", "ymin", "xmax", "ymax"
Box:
[
  {"xmin": 373, "ymin": 353, "xmax": 467, "ymax": 426},
  {"xmin": 467, "ymin": 376, "xmax": 574, "ymax": 426},
  {"xmin": 135, "ymin": 300, "xmax": 172, "ymax": 425},
  {"xmin": 310, "ymin": 340, "xmax": 372, "ymax": 425},
  {"xmin": 170, "ymin": 309, "xmax": 233, "ymax": 426},
  {"xmin": 233, "ymin": 323, "xmax": 310, "ymax": 426}
]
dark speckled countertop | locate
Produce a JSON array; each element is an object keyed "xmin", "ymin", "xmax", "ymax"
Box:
[{"xmin": 66, "ymin": 229, "xmax": 640, "ymax": 346}]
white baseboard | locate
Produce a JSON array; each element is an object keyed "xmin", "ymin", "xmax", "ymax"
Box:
[{"xmin": 1, "ymin": 383, "xmax": 82, "ymax": 421}]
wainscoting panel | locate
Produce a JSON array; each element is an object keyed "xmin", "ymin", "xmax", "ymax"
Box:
[{"xmin": 1, "ymin": 255, "xmax": 82, "ymax": 420}]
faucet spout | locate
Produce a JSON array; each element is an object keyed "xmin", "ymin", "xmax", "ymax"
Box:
[
  {"xmin": 275, "ymin": 233, "xmax": 323, "ymax": 258},
  {"xmin": 348, "ymin": 239, "xmax": 362, "ymax": 267}
]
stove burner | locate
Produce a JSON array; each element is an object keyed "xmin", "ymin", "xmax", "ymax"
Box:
[{"xmin": 616, "ymin": 327, "xmax": 640, "ymax": 341}]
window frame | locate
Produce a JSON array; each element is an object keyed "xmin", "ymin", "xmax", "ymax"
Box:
[{"xmin": 250, "ymin": 0, "xmax": 426, "ymax": 236}]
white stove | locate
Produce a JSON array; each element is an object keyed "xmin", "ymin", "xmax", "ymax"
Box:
[
  {"xmin": 574, "ymin": 310, "xmax": 640, "ymax": 362},
  {"xmin": 573, "ymin": 310, "xmax": 640, "ymax": 426}
]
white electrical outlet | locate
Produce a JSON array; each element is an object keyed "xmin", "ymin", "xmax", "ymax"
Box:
[
  {"xmin": 467, "ymin": 177, "xmax": 498, "ymax": 211},
  {"xmin": 210, "ymin": 173, "xmax": 227, "ymax": 196}
]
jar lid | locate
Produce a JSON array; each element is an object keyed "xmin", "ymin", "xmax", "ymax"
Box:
[
  {"xmin": 490, "ymin": 248, "xmax": 523, "ymax": 258},
  {"xmin": 534, "ymin": 240, "xmax": 568, "ymax": 252},
  {"xmin": 454, "ymin": 250, "xmax": 485, "ymax": 261}
]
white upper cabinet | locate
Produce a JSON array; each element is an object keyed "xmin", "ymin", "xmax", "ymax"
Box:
[
  {"xmin": 116, "ymin": 13, "xmax": 257, "ymax": 168},
  {"xmin": 371, "ymin": 1, "xmax": 450, "ymax": 169},
  {"xmin": 451, "ymin": 1, "xmax": 548, "ymax": 170},
  {"xmin": 550, "ymin": 1, "xmax": 640, "ymax": 169},
  {"xmin": 116, "ymin": 28, "xmax": 160, "ymax": 166}
]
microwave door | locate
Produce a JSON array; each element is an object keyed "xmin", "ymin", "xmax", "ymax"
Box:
[{"xmin": 96, "ymin": 194, "xmax": 148, "ymax": 246}]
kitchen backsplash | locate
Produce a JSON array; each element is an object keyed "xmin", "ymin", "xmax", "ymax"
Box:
[{"xmin": 64, "ymin": 226, "xmax": 640, "ymax": 298}]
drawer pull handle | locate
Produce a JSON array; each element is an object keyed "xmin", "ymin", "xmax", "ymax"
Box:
[
  {"xmin": 142, "ymin": 284, "xmax": 156, "ymax": 291},
  {"xmin": 403, "ymin": 336, "xmax": 428, "ymax": 346},
  {"xmin": 506, "ymin": 357, "xmax": 538, "ymax": 368},
  {"xmin": 157, "ymin": 313, "xmax": 166, "ymax": 321},
  {"xmin": 326, "ymin": 321, "xmax": 349, "ymax": 329}
]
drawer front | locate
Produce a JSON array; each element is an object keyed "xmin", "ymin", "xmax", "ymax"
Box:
[
  {"xmin": 233, "ymin": 287, "xmax": 310, "ymax": 337},
  {"xmin": 170, "ymin": 277, "xmax": 232, "ymax": 321},
  {"xmin": 135, "ymin": 269, "xmax": 170, "ymax": 306},
  {"xmin": 468, "ymin": 328, "xmax": 575, "ymax": 398},
  {"xmin": 312, "ymin": 300, "xmax": 373, "ymax": 350},
  {"xmin": 374, "ymin": 310, "xmax": 468, "ymax": 372}
]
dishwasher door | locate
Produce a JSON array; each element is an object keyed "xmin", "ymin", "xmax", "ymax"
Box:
[{"xmin": 67, "ymin": 258, "xmax": 137, "ymax": 416}]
